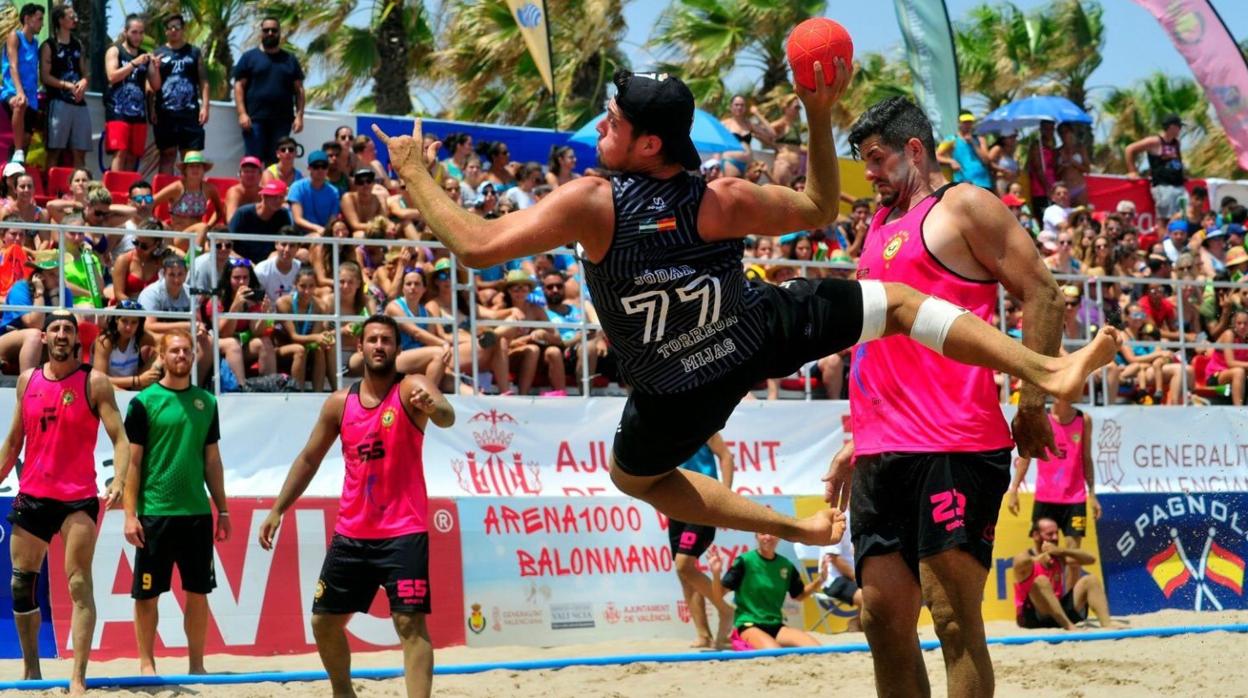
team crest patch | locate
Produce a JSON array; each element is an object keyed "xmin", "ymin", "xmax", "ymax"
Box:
[
  {"xmin": 314, "ymin": 579, "xmax": 325, "ymax": 601},
  {"xmin": 780, "ymin": 567, "xmax": 789, "ymax": 579},
  {"xmin": 60, "ymin": 390, "xmax": 74, "ymax": 406},
  {"xmin": 382, "ymin": 408, "xmax": 397, "ymax": 428},
  {"xmin": 193, "ymin": 398, "xmax": 205, "ymax": 411},
  {"xmin": 1072, "ymin": 433, "xmax": 1081, "ymax": 443},
  {"xmin": 467, "ymin": 603, "xmax": 486, "ymax": 634},
  {"xmin": 883, "ymin": 231, "xmax": 909, "ymax": 261}
]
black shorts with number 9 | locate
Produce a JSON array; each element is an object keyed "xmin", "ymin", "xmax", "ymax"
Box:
[{"xmin": 313, "ymin": 532, "xmax": 431, "ymax": 615}]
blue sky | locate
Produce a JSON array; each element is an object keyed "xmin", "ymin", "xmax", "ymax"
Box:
[{"xmin": 622, "ymin": 0, "xmax": 1248, "ymax": 113}]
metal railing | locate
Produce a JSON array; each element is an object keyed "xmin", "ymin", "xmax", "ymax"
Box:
[{"xmin": 0, "ymin": 218, "xmax": 1239, "ymax": 404}]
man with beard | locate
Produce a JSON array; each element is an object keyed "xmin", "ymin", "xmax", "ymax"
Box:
[
  {"xmin": 259, "ymin": 315, "xmax": 453, "ymax": 698},
  {"xmin": 232, "ymin": 16, "xmax": 305, "ymax": 164},
  {"xmin": 122, "ymin": 329, "xmax": 229, "ymax": 676},
  {"xmin": 0, "ymin": 310, "xmax": 131, "ymax": 695},
  {"xmin": 821, "ymin": 96, "xmax": 1070, "ymax": 697},
  {"xmin": 150, "ymin": 13, "xmax": 210, "ymax": 174},
  {"xmin": 374, "ymin": 65, "xmax": 1119, "ymax": 550}
]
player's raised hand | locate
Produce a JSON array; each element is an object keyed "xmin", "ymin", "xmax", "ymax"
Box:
[{"xmin": 795, "ymin": 59, "xmax": 852, "ymax": 115}]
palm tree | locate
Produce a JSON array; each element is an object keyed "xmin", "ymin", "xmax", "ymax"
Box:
[
  {"xmin": 1096, "ymin": 72, "xmax": 1209, "ymax": 173},
  {"xmin": 435, "ymin": 0, "xmax": 629, "ymax": 131},
  {"xmin": 831, "ymin": 52, "xmax": 913, "ymax": 131},
  {"xmin": 648, "ymin": 0, "xmax": 826, "ymax": 113},
  {"xmin": 1046, "ymin": 0, "xmax": 1104, "ymax": 112}
]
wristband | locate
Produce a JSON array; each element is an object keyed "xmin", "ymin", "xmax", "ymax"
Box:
[{"xmin": 218, "ymin": 511, "xmax": 230, "ymax": 516}]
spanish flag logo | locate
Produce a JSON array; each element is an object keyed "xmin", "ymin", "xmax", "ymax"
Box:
[
  {"xmin": 1205, "ymin": 542, "xmax": 1245, "ymax": 595},
  {"xmin": 639, "ymin": 217, "xmax": 677, "ymax": 234},
  {"xmin": 1146, "ymin": 543, "xmax": 1192, "ymax": 598}
]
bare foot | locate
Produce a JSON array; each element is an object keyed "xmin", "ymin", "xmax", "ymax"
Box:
[
  {"xmin": 68, "ymin": 678, "xmax": 87, "ymax": 696},
  {"xmin": 139, "ymin": 663, "xmax": 157, "ymax": 676},
  {"xmin": 793, "ymin": 508, "xmax": 847, "ymax": 546},
  {"xmin": 1046, "ymin": 327, "xmax": 1121, "ymax": 402},
  {"xmin": 714, "ymin": 637, "xmax": 733, "ymax": 650},
  {"xmin": 189, "ymin": 664, "xmax": 208, "ymax": 675},
  {"xmin": 689, "ymin": 636, "xmax": 712, "ymax": 649}
]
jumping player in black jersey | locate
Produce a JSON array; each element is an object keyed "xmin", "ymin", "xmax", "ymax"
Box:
[{"xmin": 374, "ymin": 61, "xmax": 1119, "ymax": 546}]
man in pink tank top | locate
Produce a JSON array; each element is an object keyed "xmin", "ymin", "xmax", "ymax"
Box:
[
  {"xmin": 1007, "ymin": 398, "xmax": 1099, "ymax": 584},
  {"xmin": 1011, "ymin": 517, "xmax": 1118, "ymax": 630},
  {"xmin": 258, "ymin": 314, "xmax": 453, "ymax": 698},
  {"xmin": 821, "ymin": 97, "xmax": 1111, "ymax": 698},
  {"xmin": 0, "ymin": 310, "xmax": 130, "ymax": 695},
  {"xmin": 374, "ymin": 65, "xmax": 1117, "ymax": 554}
]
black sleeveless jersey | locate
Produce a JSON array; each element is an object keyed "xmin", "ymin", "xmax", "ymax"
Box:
[{"xmin": 582, "ymin": 172, "xmax": 768, "ymax": 394}]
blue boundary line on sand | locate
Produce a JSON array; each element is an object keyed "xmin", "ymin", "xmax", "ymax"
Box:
[{"xmin": 2, "ymin": 623, "xmax": 1246, "ymax": 690}]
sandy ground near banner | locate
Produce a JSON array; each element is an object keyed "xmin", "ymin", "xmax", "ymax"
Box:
[{"xmin": 2, "ymin": 610, "xmax": 1245, "ymax": 697}]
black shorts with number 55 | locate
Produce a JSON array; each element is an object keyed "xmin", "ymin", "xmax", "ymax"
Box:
[{"xmin": 313, "ymin": 532, "xmax": 431, "ymax": 615}]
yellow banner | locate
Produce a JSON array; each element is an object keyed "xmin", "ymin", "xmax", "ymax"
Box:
[
  {"xmin": 505, "ymin": 0, "xmax": 554, "ymax": 93},
  {"xmin": 792, "ymin": 493, "xmax": 1103, "ymax": 633}
]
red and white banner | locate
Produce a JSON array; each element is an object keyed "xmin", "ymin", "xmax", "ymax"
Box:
[{"xmin": 45, "ymin": 498, "xmax": 465, "ymax": 659}]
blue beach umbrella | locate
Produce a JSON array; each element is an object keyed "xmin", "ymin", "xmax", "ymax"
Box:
[
  {"xmin": 569, "ymin": 108, "xmax": 742, "ymax": 156},
  {"xmin": 975, "ymin": 95, "xmax": 1093, "ymax": 135}
]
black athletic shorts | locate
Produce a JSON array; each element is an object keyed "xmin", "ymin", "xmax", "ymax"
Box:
[
  {"xmin": 153, "ymin": 110, "xmax": 206, "ymax": 151},
  {"xmin": 1032, "ymin": 500, "xmax": 1088, "ymax": 538},
  {"xmin": 1018, "ymin": 590, "xmax": 1086, "ymax": 629},
  {"xmin": 738, "ymin": 621, "xmax": 784, "ymax": 638},
  {"xmin": 7, "ymin": 493, "xmax": 99, "ymax": 543},
  {"xmin": 131, "ymin": 514, "xmax": 217, "ymax": 599},
  {"xmin": 851, "ymin": 449, "xmax": 1012, "ymax": 582},
  {"xmin": 313, "ymin": 532, "xmax": 431, "ymax": 615},
  {"xmin": 614, "ymin": 278, "xmax": 864, "ymax": 477},
  {"xmin": 668, "ymin": 519, "xmax": 716, "ymax": 558},
  {"xmin": 824, "ymin": 576, "xmax": 859, "ymax": 606}
]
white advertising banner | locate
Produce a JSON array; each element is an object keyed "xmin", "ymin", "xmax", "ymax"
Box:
[
  {"xmin": 456, "ymin": 496, "xmax": 804, "ymax": 647},
  {"xmin": 0, "ymin": 391, "xmax": 1241, "ymax": 497}
]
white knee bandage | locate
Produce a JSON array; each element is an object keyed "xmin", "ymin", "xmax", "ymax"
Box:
[
  {"xmin": 857, "ymin": 280, "xmax": 888, "ymax": 344},
  {"xmin": 911, "ymin": 296, "xmax": 968, "ymax": 355}
]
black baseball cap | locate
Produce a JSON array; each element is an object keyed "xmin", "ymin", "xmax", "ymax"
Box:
[
  {"xmin": 1162, "ymin": 114, "xmax": 1184, "ymax": 129},
  {"xmin": 612, "ymin": 70, "xmax": 700, "ymax": 171},
  {"xmin": 43, "ymin": 309, "xmax": 78, "ymax": 331}
]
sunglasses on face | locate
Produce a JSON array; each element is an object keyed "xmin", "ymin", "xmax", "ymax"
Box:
[
  {"xmin": 166, "ymin": 24, "xmax": 183, "ymax": 31},
  {"xmin": 117, "ymin": 299, "xmax": 143, "ymax": 311},
  {"xmin": 277, "ymin": 146, "xmax": 297, "ymax": 154},
  {"xmin": 1065, "ymin": 301, "xmax": 1079, "ymax": 308},
  {"xmin": 544, "ymin": 283, "xmax": 564, "ymax": 290},
  {"xmin": 355, "ymin": 176, "xmax": 375, "ymax": 185},
  {"xmin": 131, "ymin": 194, "xmax": 154, "ymax": 204},
  {"xmin": 1130, "ymin": 312, "xmax": 1147, "ymax": 319},
  {"xmin": 228, "ymin": 258, "xmax": 252, "ymax": 268},
  {"xmin": 137, "ymin": 240, "xmax": 157, "ymax": 251},
  {"xmin": 216, "ymin": 241, "xmax": 233, "ymax": 250},
  {"xmin": 262, "ymin": 27, "xmax": 280, "ymax": 34},
  {"xmin": 1004, "ymin": 305, "xmax": 1017, "ymax": 313},
  {"xmin": 434, "ymin": 271, "xmax": 450, "ymax": 281},
  {"xmin": 1059, "ymin": 240, "xmax": 1073, "ymax": 246}
]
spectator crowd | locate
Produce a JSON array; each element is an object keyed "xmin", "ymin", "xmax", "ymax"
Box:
[{"xmin": 0, "ymin": 4, "xmax": 1242, "ymax": 404}]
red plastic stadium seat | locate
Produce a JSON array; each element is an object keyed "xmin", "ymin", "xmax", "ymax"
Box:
[
  {"xmin": 102, "ymin": 170, "xmax": 141, "ymax": 199},
  {"xmin": 779, "ymin": 376, "xmax": 823, "ymax": 392},
  {"xmin": 47, "ymin": 166, "xmax": 73, "ymax": 199},
  {"xmin": 208, "ymin": 176, "xmax": 239, "ymax": 194},
  {"xmin": 152, "ymin": 173, "xmax": 180, "ymax": 193},
  {"xmin": 24, "ymin": 165, "xmax": 47, "ymax": 205},
  {"xmin": 76, "ymin": 320, "xmax": 99, "ymax": 364}
]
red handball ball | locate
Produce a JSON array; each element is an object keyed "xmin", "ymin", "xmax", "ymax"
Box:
[{"xmin": 786, "ymin": 17, "xmax": 854, "ymax": 91}]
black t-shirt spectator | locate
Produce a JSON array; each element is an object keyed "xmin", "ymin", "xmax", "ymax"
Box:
[
  {"xmin": 155, "ymin": 44, "xmax": 202, "ymax": 115},
  {"xmin": 43, "ymin": 36, "xmax": 84, "ymax": 104},
  {"xmin": 232, "ymin": 48, "xmax": 304, "ymax": 122},
  {"xmin": 229, "ymin": 204, "xmax": 294, "ymax": 262}
]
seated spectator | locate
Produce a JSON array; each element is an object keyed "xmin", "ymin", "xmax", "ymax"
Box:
[
  {"xmin": 787, "ymin": 233, "xmax": 821, "ymax": 279},
  {"xmin": 341, "ymin": 168, "xmax": 387, "ymax": 234},
  {"xmin": 1206, "ymin": 309, "xmax": 1248, "ymax": 406},
  {"xmin": 331, "ymin": 259, "xmax": 377, "ymax": 376},
  {"xmin": 709, "ymin": 532, "xmax": 823, "ymax": 649},
  {"xmin": 1140, "ymin": 282, "xmax": 1180, "ymax": 341},
  {"xmin": 190, "ymin": 234, "xmax": 235, "ymax": 294},
  {"xmin": 543, "ymin": 270, "xmax": 606, "ymax": 391},
  {"xmin": 320, "ymin": 139, "xmax": 351, "ymax": 192},
  {"xmin": 700, "ymin": 158, "xmax": 722, "ymax": 183},
  {"xmin": 224, "ymin": 156, "xmax": 264, "ymax": 222},
  {"xmin": 1081, "ymin": 235, "xmax": 1114, "ymax": 273},
  {"xmin": 753, "ymin": 235, "xmax": 776, "ymax": 260},
  {"xmin": 461, "ymin": 155, "xmax": 485, "ymax": 196},
  {"xmin": 818, "ymin": 512, "xmax": 862, "ymax": 632},
  {"xmin": 123, "ymin": 179, "xmax": 155, "ymax": 233},
  {"xmin": 229, "ymin": 180, "xmax": 293, "ymax": 262},
  {"xmin": 546, "ymin": 146, "xmax": 578, "ymax": 188},
  {"xmin": 111, "ymin": 226, "xmax": 164, "ymax": 302},
  {"xmin": 352, "ymin": 133, "xmax": 392, "ymax": 190},
  {"xmin": 1112, "ymin": 303, "xmax": 1180, "ymax": 403},
  {"xmin": 1185, "ymin": 185, "xmax": 1208, "ymax": 231},
  {"xmin": 388, "ymin": 181, "xmax": 427, "ymax": 241},
  {"xmin": 273, "ymin": 266, "xmax": 333, "ymax": 391},
  {"xmin": 372, "ymin": 242, "xmax": 418, "ymax": 303},
  {"xmin": 255, "ymin": 236, "xmax": 301, "ymax": 301},
  {"xmin": 1012, "ymin": 518, "xmax": 1120, "ymax": 630},
  {"xmin": 1162, "ymin": 219, "xmax": 1191, "ymax": 264},
  {"xmin": 260, "ymin": 135, "xmax": 303, "ymax": 188},
  {"xmin": 92, "ymin": 299, "xmax": 159, "ymax": 390},
  {"xmin": 46, "ymin": 167, "xmax": 92, "ymax": 222},
  {"xmin": 1200, "ymin": 227, "xmax": 1230, "ymax": 277},
  {"xmin": 0, "ymin": 250, "xmax": 64, "ymax": 371},
  {"xmin": 441, "ymin": 133, "xmax": 473, "ymax": 181},
  {"xmin": 440, "ymin": 176, "xmax": 463, "ymax": 207},
  {"xmin": 82, "ymin": 183, "xmax": 138, "ymax": 254},
  {"xmin": 138, "ymin": 252, "xmax": 194, "ymax": 337},
  {"xmin": 205, "ymin": 258, "xmax": 276, "ymax": 387},
  {"xmin": 834, "ymin": 198, "xmax": 871, "ymax": 257},
  {"xmin": 309, "ymin": 217, "xmax": 353, "ymax": 294},
  {"xmin": 287, "ymin": 149, "xmax": 340, "ymax": 234},
  {"xmin": 424, "ymin": 258, "xmax": 511, "ymax": 394},
  {"xmin": 1042, "ymin": 183, "xmax": 1071, "ymax": 234},
  {"xmin": 5, "ymin": 174, "xmax": 50, "ymax": 247},
  {"xmin": 1045, "ymin": 230, "xmax": 1081, "ymax": 275},
  {"xmin": 154, "ymin": 151, "xmax": 223, "ymax": 249},
  {"xmin": 60, "ymin": 223, "xmax": 105, "ymax": 308},
  {"xmin": 477, "ymin": 141, "xmax": 515, "ymax": 192},
  {"xmin": 333, "ymin": 125, "xmax": 356, "ymax": 175},
  {"xmin": 355, "ymin": 215, "xmax": 397, "ymax": 286},
  {"xmin": 368, "ymin": 267, "xmax": 447, "ymax": 384},
  {"xmin": 495, "ymin": 270, "xmax": 555, "ymax": 396}
]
